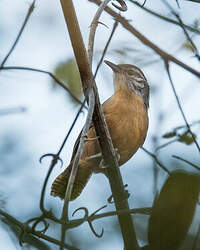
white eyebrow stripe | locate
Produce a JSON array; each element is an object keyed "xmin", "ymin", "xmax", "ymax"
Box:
[
  {"xmin": 135, "ymin": 77, "xmax": 145, "ymax": 81},
  {"xmin": 131, "ymin": 68, "xmax": 145, "ymax": 78}
]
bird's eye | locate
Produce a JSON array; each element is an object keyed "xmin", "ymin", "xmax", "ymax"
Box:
[{"xmin": 127, "ymin": 70, "xmax": 134, "ymax": 75}]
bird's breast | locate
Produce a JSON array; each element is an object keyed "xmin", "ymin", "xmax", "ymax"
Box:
[
  {"xmin": 104, "ymin": 90, "xmax": 148, "ymax": 165},
  {"xmin": 81, "ymin": 90, "xmax": 148, "ymax": 172}
]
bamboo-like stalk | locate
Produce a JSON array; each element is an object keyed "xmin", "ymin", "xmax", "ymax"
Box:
[{"xmin": 59, "ymin": 0, "xmax": 139, "ymax": 249}]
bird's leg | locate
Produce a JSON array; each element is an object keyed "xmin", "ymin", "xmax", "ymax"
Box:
[
  {"xmin": 107, "ymin": 184, "xmax": 130, "ymax": 204},
  {"xmin": 85, "ymin": 148, "xmax": 120, "ymax": 168},
  {"xmin": 85, "ymin": 152, "xmax": 102, "ymax": 161},
  {"xmin": 99, "ymin": 148, "xmax": 120, "ymax": 169},
  {"xmin": 84, "ymin": 136, "xmax": 99, "ymax": 142}
]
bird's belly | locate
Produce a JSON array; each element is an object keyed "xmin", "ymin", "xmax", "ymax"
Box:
[
  {"xmin": 110, "ymin": 112, "xmax": 148, "ymax": 165},
  {"xmin": 81, "ymin": 96, "xmax": 148, "ymax": 172}
]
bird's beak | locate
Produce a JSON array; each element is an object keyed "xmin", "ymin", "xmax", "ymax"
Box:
[{"xmin": 104, "ymin": 60, "xmax": 120, "ymax": 73}]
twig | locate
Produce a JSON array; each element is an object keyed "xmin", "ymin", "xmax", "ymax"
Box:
[
  {"xmin": 129, "ymin": 0, "xmax": 200, "ymax": 35},
  {"xmin": 88, "ymin": 0, "xmax": 127, "ymax": 66},
  {"xmin": 36, "ymin": 205, "xmax": 151, "ymax": 229},
  {"xmin": 39, "ymin": 99, "xmax": 87, "ymax": 213},
  {"xmin": 156, "ymin": 138, "xmax": 178, "ymax": 151},
  {"xmin": 175, "ymin": 0, "xmax": 180, "ymax": 8},
  {"xmin": 184, "ymin": 0, "xmax": 200, "ymax": 3},
  {"xmin": 162, "ymin": 0, "xmax": 200, "ymax": 61},
  {"xmin": 87, "ymin": 206, "xmax": 151, "ymax": 220},
  {"xmin": 164, "ymin": 61, "xmax": 200, "ymax": 154},
  {"xmin": 172, "ymin": 155, "xmax": 200, "ymax": 171},
  {"xmin": 89, "ymin": 0, "xmax": 200, "ymax": 78},
  {"xmin": 87, "ymin": 1, "xmax": 139, "ymax": 249},
  {"xmin": 59, "ymin": 0, "xmax": 100, "ymax": 247},
  {"xmin": 141, "ymin": 147, "xmax": 170, "ymax": 174},
  {"xmin": 60, "ymin": 90, "xmax": 95, "ymax": 248},
  {"xmin": 0, "ymin": 209, "xmax": 78, "ymax": 250},
  {"xmin": 1, "ymin": 1, "xmax": 36, "ymax": 67},
  {"xmin": 60, "ymin": 0, "xmax": 139, "ymax": 248},
  {"xmin": 142, "ymin": 0, "xmax": 147, "ymax": 7},
  {"xmin": 176, "ymin": 15, "xmax": 200, "ymax": 61},
  {"xmin": 0, "ymin": 66, "xmax": 85, "ymax": 106},
  {"xmin": 88, "ymin": 0, "xmax": 112, "ymax": 65},
  {"xmin": 157, "ymin": 120, "xmax": 200, "ymax": 151},
  {"xmin": 94, "ymin": 20, "xmax": 119, "ymax": 78}
]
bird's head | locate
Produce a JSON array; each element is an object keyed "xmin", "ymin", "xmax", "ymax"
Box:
[{"xmin": 105, "ymin": 60, "xmax": 149, "ymax": 109}]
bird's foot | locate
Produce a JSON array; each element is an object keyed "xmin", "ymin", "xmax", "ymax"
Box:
[
  {"xmin": 99, "ymin": 148, "xmax": 120, "ymax": 169},
  {"xmin": 85, "ymin": 148, "xmax": 120, "ymax": 169},
  {"xmin": 107, "ymin": 184, "xmax": 130, "ymax": 203},
  {"xmin": 84, "ymin": 136, "xmax": 99, "ymax": 142},
  {"xmin": 85, "ymin": 152, "xmax": 102, "ymax": 161}
]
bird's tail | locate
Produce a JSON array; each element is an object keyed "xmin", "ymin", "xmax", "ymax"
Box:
[{"xmin": 51, "ymin": 159, "xmax": 93, "ymax": 200}]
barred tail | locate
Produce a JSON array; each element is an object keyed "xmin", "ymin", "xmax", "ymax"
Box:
[{"xmin": 51, "ymin": 159, "xmax": 93, "ymax": 201}]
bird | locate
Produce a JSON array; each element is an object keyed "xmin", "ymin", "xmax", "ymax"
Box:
[{"xmin": 51, "ymin": 60, "xmax": 149, "ymax": 200}]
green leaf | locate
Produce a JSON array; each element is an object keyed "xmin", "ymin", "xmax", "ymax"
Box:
[
  {"xmin": 162, "ymin": 131, "xmax": 177, "ymax": 138},
  {"xmin": 181, "ymin": 42, "xmax": 194, "ymax": 52},
  {"xmin": 178, "ymin": 132, "xmax": 196, "ymax": 145},
  {"xmin": 148, "ymin": 171, "xmax": 200, "ymax": 250},
  {"xmin": 53, "ymin": 59, "xmax": 83, "ymax": 103}
]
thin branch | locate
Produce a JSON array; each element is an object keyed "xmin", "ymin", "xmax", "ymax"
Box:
[
  {"xmin": 164, "ymin": 61, "xmax": 200, "ymax": 154},
  {"xmin": 39, "ymin": 99, "xmax": 87, "ymax": 213},
  {"xmin": 85, "ymin": 206, "xmax": 151, "ymax": 220},
  {"xmin": 0, "ymin": 209, "xmax": 78, "ymax": 250},
  {"xmin": 172, "ymin": 155, "xmax": 200, "ymax": 171},
  {"xmin": 156, "ymin": 138, "xmax": 178, "ymax": 151},
  {"xmin": 175, "ymin": 0, "xmax": 180, "ymax": 8},
  {"xmin": 94, "ymin": 20, "xmax": 119, "ymax": 78},
  {"xmin": 1, "ymin": 1, "xmax": 36, "ymax": 67},
  {"xmin": 32, "ymin": 205, "xmax": 151, "ymax": 229},
  {"xmin": 162, "ymin": 0, "xmax": 200, "ymax": 61},
  {"xmin": 141, "ymin": 147, "xmax": 170, "ymax": 174},
  {"xmin": 87, "ymin": 1, "xmax": 139, "ymax": 249},
  {"xmin": 0, "ymin": 66, "xmax": 85, "ymax": 106},
  {"xmin": 184, "ymin": 0, "xmax": 200, "ymax": 3},
  {"xmin": 157, "ymin": 120, "xmax": 200, "ymax": 151},
  {"xmin": 176, "ymin": 15, "xmax": 200, "ymax": 61},
  {"xmin": 88, "ymin": 0, "xmax": 112, "ymax": 65},
  {"xmin": 60, "ymin": 0, "xmax": 94, "ymax": 97},
  {"xmin": 128, "ymin": 0, "xmax": 200, "ymax": 35},
  {"xmin": 60, "ymin": 90, "xmax": 95, "ymax": 249},
  {"xmin": 89, "ymin": 0, "xmax": 200, "ymax": 78},
  {"xmin": 62, "ymin": 95, "xmax": 93, "ymax": 202},
  {"xmin": 60, "ymin": 0, "xmax": 139, "ymax": 249}
]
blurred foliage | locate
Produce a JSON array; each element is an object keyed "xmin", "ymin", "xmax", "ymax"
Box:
[
  {"xmin": 178, "ymin": 131, "xmax": 196, "ymax": 145},
  {"xmin": 52, "ymin": 59, "xmax": 83, "ymax": 103},
  {"xmin": 148, "ymin": 171, "xmax": 200, "ymax": 250},
  {"xmin": 180, "ymin": 19, "xmax": 200, "ymax": 53},
  {"xmin": 112, "ymin": 45, "xmax": 160, "ymax": 66},
  {"xmin": 163, "ymin": 130, "xmax": 196, "ymax": 145},
  {"xmin": 94, "ymin": 43, "xmax": 160, "ymax": 68},
  {"xmin": 182, "ymin": 42, "xmax": 195, "ymax": 52},
  {"xmin": 162, "ymin": 121, "xmax": 200, "ymax": 146}
]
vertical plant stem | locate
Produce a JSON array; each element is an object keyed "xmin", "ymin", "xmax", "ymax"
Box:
[{"xmin": 59, "ymin": 0, "xmax": 139, "ymax": 249}]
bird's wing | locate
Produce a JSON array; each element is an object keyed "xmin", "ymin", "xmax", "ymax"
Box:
[{"xmin": 70, "ymin": 123, "xmax": 92, "ymax": 162}]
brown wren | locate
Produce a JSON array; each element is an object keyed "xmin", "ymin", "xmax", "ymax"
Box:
[{"xmin": 51, "ymin": 60, "xmax": 149, "ymax": 200}]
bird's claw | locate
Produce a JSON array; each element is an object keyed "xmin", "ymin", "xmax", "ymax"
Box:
[
  {"xmin": 99, "ymin": 148, "xmax": 120, "ymax": 169},
  {"xmin": 107, "ymin": 184, "xmax": 129, "ymax": 203}
]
